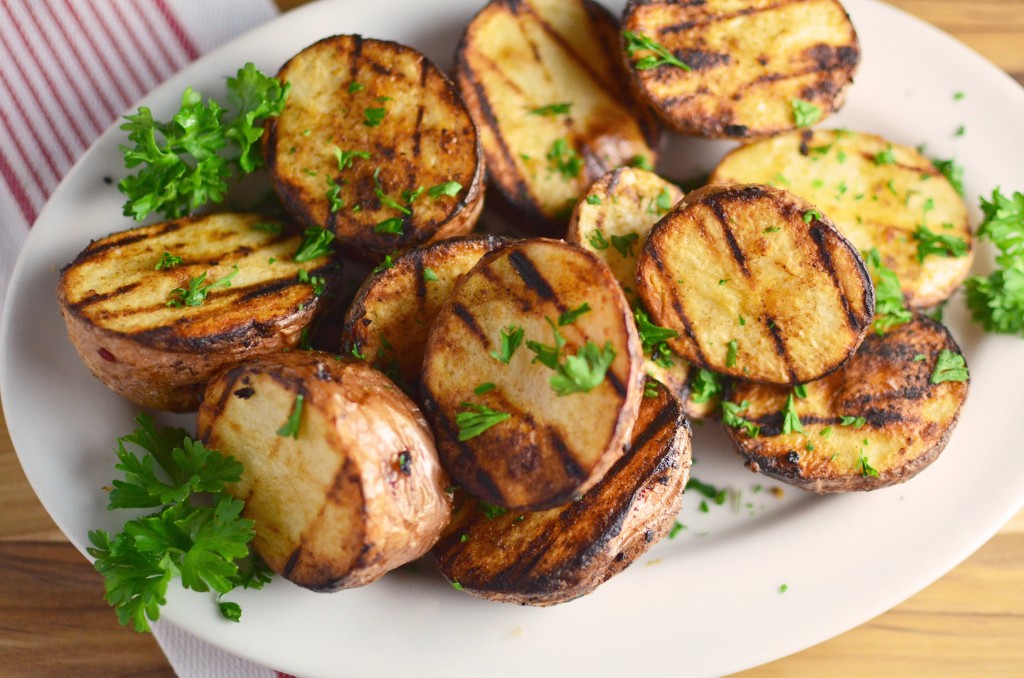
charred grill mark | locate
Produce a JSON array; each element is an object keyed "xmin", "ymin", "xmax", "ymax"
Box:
[
  {"xmin": 451, "ymin": 302, "xmax": 490, "ymax": 345},
  {"xmin": 282, "ymin": 546, "xmax": 303, "ymax": 577},
  {"xmin": 507, "ymin": 250, "xmax": 556, "ymax": 301},
  {"xmin": 627, "ymin": 395, "xmax": 679, "ymax": 455},
  {"xmin": 69, "ymin": 281, "xmax": 142, "ymax": 308},
  {"xmin": 413, "ymin": 250, "xmax": 428, "ymax": 300},
  {"xmin": 547, "ymin": 427, "xmax": 587, "ymax": 482},
  {"xmin": 233, "ymin": 386, "xmax": 255, "ymax": 399},
  {"xmin": 235, "ymin": 276, "xmax": 304, "ymax": 304},
  {"xmin": 435, "ymin": 407, "xmax": 508, "ymax": 505},
  {"xmin": 807, "ymin": 223, "xmax": 864, "ymax": 331},
  {"xmin": 606, "ymin": 168, "xmax": 623, "ymax": 194},
  {"xmin": 78, "ymin": 220, "xmax": 190, "ymax": 259},
  {"xmin": 660, "ymin": 0, "xmax": 807, "ymax": 34},
  {"xmin": 706, "ymin": 197, "xmax": 749, "ymax": 275},
  {"xmin": 457, "ymin": 53, "xmax": 536, "ymax": 208},
  {"xmin": 806, "ymin": 43, "xmax": 859, "ymax": 70},
  {"xmin": 671, "ymin": 296, "xmax": 708, "ymax": 365},
  {"xmin": 528, "ymin": 8, "xmax": 615, "ymax": 98},
  {"xmin": 605, "ymin": 371, "xmax": 628, "ymax": 398},
  {"xmin": 764, "ymin": 315, "xmax": 798, "ymax": 382},
  {"xmin": 677, "ymin": 48, "xmax": 730, "ymax": 71}
]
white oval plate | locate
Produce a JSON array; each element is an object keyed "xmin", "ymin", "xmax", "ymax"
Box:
[{"xmin": 3, "ymin": 1, "xmax": 1023, "ymax": 676}]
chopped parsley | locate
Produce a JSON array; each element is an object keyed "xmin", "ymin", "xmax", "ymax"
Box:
[
  {"xmin": 686, "ymin": 477, "xmax": 728, "ymax": 504},
  {"xmin": 794, "ymin": 384, "xmax": 808, "ymax": 399},
  {"xmin": 931, "ymin": 157, "xmax": 964, "ymax": 196},
  {"xmin": 588, "ymin": 228, "xmax": 610, "ymax": 251},
  {"xmin": 643, "ymin": 382, "xmax": 659, "ymax": 399},
  {"xmin": 857, "ymin": 454, "xmax": 879, "ymax": 478},
  {"xmin": 348, "ymin": 82, "xmax": 364, "ymax": 93},
  {"xmin": 277, "ymin": 394, "xmax": 304, "ymax": 439},
  {"xmin": 333, "ymin": 148, "xmax": 370, "ymax": 170},
  {"xmin": 840, "ymin": 415, "xmax": 866, "ymax": 428},
  {"xmin": 791, "ymin": 99, "xmax": 822, "ymax": 128},
  {"xmin": 803, "ymin": 209, "xmax": 821, "ymax": 223},
  {"xmin": 167, "ymin": 265, "xmax": 238, "ymax": 307},
  {"xmin": 622, "ymin": 31, "xmax": 691, "ymax": 71},
  {"xmin": 689, "ymin": 368, "xmax": 722, "ymax": 404},
  {"xmin": 529, "ymin": 102, "xmax": 572, "ymax": 116},
  {"xmin": 725, "ymin": 339, "xmax": 738, "ymax": 368},
  {"xmin": 455, "ymin": 402, "xmax": 510, "ymax": 441},
  {"xmin": 474, "ymin": 382, "xmax": 497, "ymax": 395},
  {"xmin": 669, "ymin": 521, "xmax": 684, "ymax": 539},
  {"xmin": 655, "ymin": 187, "xmax": 673, "ymax": 214},
  {"xmin": 913, "ymin": 224, "xmax": 968, "ymax": 262},
  {"xmin": 558, "ymin": 302, "xmax": 592, "ymax": 326},
  {"xmin": 490, "ymin": 325, "xmax": 525, "ymax": 364},
  {"xmin": 546, "ymin": 138, "xmax": 582, "ymax": 180},
  {"xmin": 721, "ymin": 400, "xmax": 760, "ymax": 438},
  {"xmin": 371, "ymin": 253, "xmax": 395, "ymax": 274},
  {"xmin": 763, "ymin": 225, "xmax": 781, "ymax": 234},
  {"xmin": 363, "ymin": 107, "xmax": 386, "ymax": 127},
  {"xmin": 873, "ymin": 145, "xmax": 896, "ymax": 166},
  {"xmin": 373, "ymin": 168, "xmax": 412, "ymax": 215},
  {"xmin": 586, "ymin": 194, "xmax": 602, "ymax": 205},
  {"xmin": 155, "ymin": 252, "xmax": 182, "ymax": 270},
  {"xmin": 296, "ymin": 268, "xmax": 326, "ymax": 295},
  {"xmin": 374, "ymin": 218, "xmax": 404, "ymax": 235},
  {"xmin": 250, "ymin": 221, "xmax": 282, "ymax": 234},
  {"xmin": 551, "ymin": 340, "xmax": 616, "ymax": 396},
  {"xmin": 820, "ymin": 426, "xmax": 833, "ymax": 438},
  {"xmin": 864, "ymin": 248, "xmax": 912, "ymax": 334},
  {"xmin": 294, "ymin": 227, "xmax": 335, "ymax": 262},
  {"xmin": 634, "ymin": 307, "xmax": 679, "ymax": 355},
  {"xmin": 478, "ymin": 500, "xmax": 507, "ymax": 520},
  {"xmin": 423, "ymin": 267, "xmax": 439, "ymax": 282},
  {"xmin": 428, "ymin": 181, "xmax": 463, "ymax": 199},
  {"xmin": 930, "ymin": 349, "xmax": 969, "ymax": 384},
  {"xmin": 326, "ymin": 179, "xmax": 344, "ymax": 212},
  {"xmin": 610, "ymin": 232, "xmax": 639, "ymax": 258},
  {"xmin": 627, "ymin": 155, "xmax": 654, "ymax": 171},
  {"xmin": 780, "ymin": 393, "xmax": 804, "ymax": 435}
]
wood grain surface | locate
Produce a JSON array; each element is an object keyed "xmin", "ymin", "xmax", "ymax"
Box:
[{"xmin": 1, "ymin": 1, "xmax": 1021, "ymax": 676}]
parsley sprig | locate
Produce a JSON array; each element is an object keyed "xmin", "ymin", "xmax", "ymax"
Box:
[
  {"xmin": 119, "ymin": 64, "xmax": 289, "ymax": 221},
  {"xmin": 864, "ymin": 248, "xmax": 912, "ymax": 334},
  {"xmin": 87, "ymin": 415, "xmax": 270, "ymax": 632},
  {"xmin": 965, "ymin": 188, "xmax": 1024, "ymax": 336},
  {"xmin": 930, "ymin": 349, "xmax": 969, "ymax": 384},
  {"xmin": 526, "ymin": 319, "xmax": 616, "ymax": 396},
  {"xmin": 913, "ymin": 224, "xmax": 968, "ymax": 262},
  {"xmin": 167, "ymin": 265, "xmax": 239, "ymax": 307}
]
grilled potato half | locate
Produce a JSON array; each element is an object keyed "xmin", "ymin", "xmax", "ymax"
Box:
[
  {"xmin": 433, "ymin": 379, "xmax": 690, "ymax": 605},
  {"xmin": 710, "ymin": 129, "xmax": 973, "ymax": 307},
  {"xmin": 456, "ymin": 0, "xmax": 660, "ymax": 229},
  {"xmin": 198, "ymin": 352, "xmax": 451, "ymax": 591},
  {"xmin": 722, "ymin": 315, "xmax": 969, "ymax": 492},
  {"xmin": 421, "ymin": 238, "xmax": 645, "ymax": 511},
  {"xmin": 566, "ymin": 167, "xmax": 716, "ymax": 418},
  {"xmin": 637, "ymin": 183, "xmax": 874, "ymax": 385},
  {"xmin": 621, "ymin": 0, "xmax": 859, "ymax": 139},
  {"xmin": 57, "ymin": 213, "xmax": 339, "ymax": 412},
  {"xmin": 340, "ymin": 234, "xmax": 509, "ymax": 398},
  {"xmin": 266, "ymin": 35, "xmax": 484, "ymax": 260}
]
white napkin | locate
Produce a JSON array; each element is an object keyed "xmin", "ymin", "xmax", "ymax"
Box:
[{"xmin": 0, "ymin": 1, "xmax": 296, "ymax": 675}]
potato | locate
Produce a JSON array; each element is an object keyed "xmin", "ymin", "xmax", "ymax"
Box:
[
  {"xmin": 197, "ymin": 351, "xmax": 451, "ymax": 591},
  {"xmin": 433, "ymin": 379, "xmax": 691, "ymax": 605},
  {"xmin": 636, "ymin": 183, "xmax": 874, "ymax": 385},
  {"xmin": 621, "ymin": 0, "xmax": 859, "ymax": 139},
  {"xmin": 266, "ymin": 35, "xmax": 484, "ymax": 261},
  {"xmin": 340, "ymin": 235, "xmax": 509, "ymax": 399},
  {"xmin": 722, "ymin": 315, "xmax": 969, "ymax": 492},
  {"xmin": 711, "ymin": 129, "xmax": 973, "ymax": 307},
  {"xmin": 421, "ymin": 238, "xmax": 645, "ymax": 511},
  {"xmin": 455, "ymin": 0, "xmax": 660, "ymax": 229},
  {"xmin": 57, "ymin": 213, "xmax": 339, "ymax": 412},
  {"xmin": 566, "ymin": 167, "xmax": 719, "ymax": 417}
]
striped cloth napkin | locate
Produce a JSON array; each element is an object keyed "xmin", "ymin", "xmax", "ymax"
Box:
[{"xmin": 0, "ymin": 1, "xmax": 295, "ymax": 675}]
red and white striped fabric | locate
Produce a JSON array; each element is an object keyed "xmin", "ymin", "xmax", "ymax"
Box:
[{"xmin": 0, "ymin": 1, "xmax": 298, "ymax": 675}]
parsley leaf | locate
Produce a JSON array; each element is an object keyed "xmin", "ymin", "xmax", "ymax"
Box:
[
  {"xmin": 721, "ymin": 400, "xmax": 760, "ymax": 438},
  {"xmin": 558, "ymin": 303, "xmax": 592, "ymax": 326},
  {"xmin": 546, "ymin": 138, "xmax": 582, "ymax": 180},
  {"xmin": 525, "ymin": 318, "xmax": 566, "ymax": 369},
  {"xmin": 326, "ymin": 179, "xmax": 344, "ymax": 212},
  {"xmin": 622, "ymin": 31, "xmax": 691, "ymax": 71},
  {"xmin": 456, "ymin": 402, "xmax": 510, "ymax": 441},
  {"xmin": 374, "ymin": 218, "xmax": 404, "ymax": 235},
  {"xmin": 780, "ymin": 393, "xmax": 804, "ymax": 435},
  {"xmin": 428, "ymin": 181, "xmax": 463, "ymax": 199},
  {"xmin": 857, "ymin": 455, "xmax": 880, "ymax": 478},
  {"xmin": 913, "ymin": 224, "xmax": 969, "ymax": 262},
  {"xmin": 490, "ymin": 325, "xmax": 525, "ymax": 364},
  {"xmin": 294, "ymin": 227, "xmax": 335, "ymax": 262},
  {"xmin": 931, "ymin": 157, "xmax": 965, "ymax": 196},
  {"xmin": 87, "ymin": 415, "xmax": 265, "ymax": 632},
  {"xmin": 725, "ymin": 339, "xmax": 738, "ymax": 367},
  {"xmin": 529, "ymin": 102, "xmax": 572, "ymax": 116},
  {"xmin": 588, "ymin": 228, "xmax": 610, "ymax": 251},
  {"xmin": 964, "ymin": 188, "xmax": 1024, "ymax": 336},
  {"xmin": 586, "ymin": 195, "xmax": 602, "ymax": 206},
  {"xmin": 655, "ymin": 187, "xmax": 673, "ymax": 213},
  {"xmin": 155, "ymin": 252, "xmax": 182, "ymax": 270},
  {"xmin": 610, "ymin": 232, "xmax": 639, "ymax": 258},
  {"xmin": 423, "ymin": 267, "xmax": 439, "ymax": 282},
  {"xmin": 627, "ymin": 155, "xmax": 654, "ymax": 171},
  {"xmin": 333, "ymin": 148, "xmax": 370, "ymax": 170},
  {"xmin": 633, "ymin": 307, "xmax": 679, "ymax": 364},
  {"xmin": 689, "ymin": 368, "xmax": 722, "ymax": 404},
  {"xmin": 930, "ymin": 349, "xmax": 969, "ymax": 383},
  {"xmin": 277, "ymin": 394, "xmax": 304, "ymax": 439},
  {"xmin": 363, "ymin": 107, "xmax": 386, "ymax": 127},
  {"xmin": 873, "ymin": 145, "xmax": 896, "ymax": 166},
  {"xmin": 549, "ymin": 340, "xmax": 616, "ymax": 396},
  {"xmin": 119, "ymin": 64, "xmax": 288, "ymax": 221},
  {"xmin": 791, "ymin": 99, "xmax": 821, "ymax": 128},
  {"xmin": 167, "ymin": 265, "xmax": 238, "ymax": 308},
  {"xmin": 840, "ymin": 415, "xmax": 866, "ymax": 428},
  {"xmin": 296, "ymin": 269, "xmax": 326, "ymax": 295}
]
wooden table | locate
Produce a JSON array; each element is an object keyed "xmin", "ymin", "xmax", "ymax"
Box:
[{"xmin": 2, "ymin": 1, "xmax": 1022, "ymax": 675}]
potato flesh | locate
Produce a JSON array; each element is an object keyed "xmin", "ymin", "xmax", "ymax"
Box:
[
  {"xmin": 422, "ymin": 239, "xmax": 644, "ymax": 510},
  {"xmin": 638, "ymin": 184, "xmax": 874, "ymax": 384},
  {"xmin": 711, "ymin": 129, "xmax": 973, "ymax": 307}
]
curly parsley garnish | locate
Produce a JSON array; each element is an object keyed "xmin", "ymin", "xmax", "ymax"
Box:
[
  {"xmin": 965, "ymin": 188, "xmax": 1024, "ymax": 337},
  {"xmin": 119, "ymin": 63, "xmax": 289, "ymax": 221},
  {"xmin": 87, "ymin": 414, "xmax": 270, "ymax": 632}
]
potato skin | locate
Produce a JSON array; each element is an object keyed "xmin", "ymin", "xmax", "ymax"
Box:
[
  {"xmin": 57, "ymin": 213, "xmax": 338, "ymax": 412},
  {"xmin": 433, "ymin": 380, "xmax": 690, "ymax": 605},
  {"xmin": 265, "ymin": 35, "xmax": 485, "ymax": 261},
  {"xmin": 724, "ymin": 315, "xmax": 969, "ymax": 492},
  {"xmin": 198, "ymin": 351, "xmax": 451, "ymax": 591}
]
